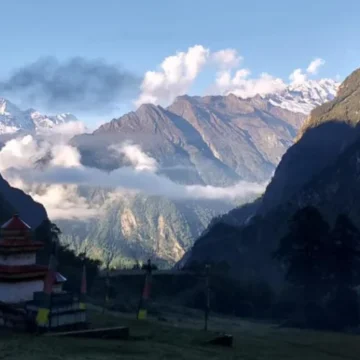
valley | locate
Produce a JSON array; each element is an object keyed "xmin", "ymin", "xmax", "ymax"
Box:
[
  {"xmin": 0, "ymin": 78, "xmax": 338, "ymax": 267},
  {"xmin": 185, "ymin": 68, "xmax": 360, "ymax": 284},
  {"xmin": 0, "ymin": 2, "xmax": 359, "ymax": 357}
]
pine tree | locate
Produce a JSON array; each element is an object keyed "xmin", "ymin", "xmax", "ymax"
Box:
[
  {"xmin": 328, "ymin": 214, "xmax": 360, "ymax": 287},
  {"xmin": 326, "ymin": 214, "xmax": 360, "ymax": 329},
  {"xmin": 274, "ymin": 206, "xmax": 330, "ymax": 304},
  {"xmin": 274, "ymin": 206, "xmax": 332, "ymax": 328}
]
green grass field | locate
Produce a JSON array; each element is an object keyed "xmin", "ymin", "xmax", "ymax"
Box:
[{"xmin": 0, "ymin": 307, "xmax": 360, "ymax": 360}]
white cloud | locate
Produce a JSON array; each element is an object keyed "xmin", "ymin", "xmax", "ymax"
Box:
[
  {"xmin": 212, "ymin": 49, "xmax": 242, "ymax": 69},
  {"xmin": 0, "ymin": 134, "xmax": 265, "ymax": 220},
  {"xmin": 9, "ymin": 178, "xmax": 98, "ymax": 220},
  {"xmin": 0, "ymin": 134, "xmax": 82, "ymax": 172},
  {"xmin": 50, "ymin": 144, "xmax": 82, "ymax": 168},
  {"xmin": 289, "ymin": 68, "xmax": 307, "ymax": 84},
  {"xmin": 307, "ymin": 58, "xmax": 325, "ymax": 75},
  {"xmin": 135, "ymin": 45, "xmax": 210, "ymax": 107},
  {"xmin": 136, "ymin": 45, "xmax": 328, "ymax": 105},
  {"xmin": 186, "ymin": 181, "xmax": 265, "ymax": 200},
  {"xmin": 214, "ymin": 70, "xmax": 287, "ymax": 98},
  {"xmin": 110, "ymin": 143, "xmax": 158, "ymax": 172},
  {"xmin": 17, "ymin": 164, "xmax": 266, "ymax": 203},
  {"xmin": 0, "ymin": 135, "xmax": 46, "ymax": 172},
  {"xmin": 289, "ymin": 58, "xmax": 326, "ymax": 85}
]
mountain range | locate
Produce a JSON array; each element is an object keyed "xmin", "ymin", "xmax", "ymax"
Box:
[
  {"xmin": 0, "ymin": 79, "xmax": 339, "ymax": 267},
  {"xmin": 183, "ymin": 69, "xmax": 360, "ymax": 283},
  {"xmin": 0, "ymin": 98, "xmax": 77, "ymax": 134}
]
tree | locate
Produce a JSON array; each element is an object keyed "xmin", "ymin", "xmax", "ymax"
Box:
[
  {"xmin": 35, "ymin": 219, "xmax": 101, "ymax": 292},
  {"xmin": 326, "ymin": 214, "xmax": 360, "ymax": 329},
  {"xmin": 35, "ymin": 219, "xmax": 61, "ymax": 263},
  {"xmin": 101, "ymin": 226, "xmax": 120, "ymax": 271},
  {"xmin": 274, "ymin": 206, "xmax": 330, "ymax": 304},
  {"xmin": 61, "ymin": 234, "xmax": 91, "ymax": 258},
  {"xmin": 328, "ymin": 214, "xmax": 360, "ymax": 287}
]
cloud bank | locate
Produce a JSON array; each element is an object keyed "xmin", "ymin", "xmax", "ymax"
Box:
[
  {"xmin": 0, "ymin": 130, "xmax": 265, "ymax": 220},
  {"xmin": 1, "ymin": 49, "xmax": 329, "ymax": 119},
  {"xmin": 0, "ymin": 48, "xmax": 330, "ymax": 221},
  {"xmin": 0, "ymin": 57, "xmax": 140, "ymax": 112}
]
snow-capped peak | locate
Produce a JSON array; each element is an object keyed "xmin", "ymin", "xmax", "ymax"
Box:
[
  {"xmin": 266, "ymin": 79, "xmax": 339, "ymax": 114},
  {"xmin": 0, "ymin": 97, "xmax": 79, "ymax": 134}
]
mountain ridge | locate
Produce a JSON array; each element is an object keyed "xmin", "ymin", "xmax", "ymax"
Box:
[
  {"xmin": 0, "ymin": 78, "xmax": 340, "ymax": 266},
  {"xmin": 183, "ymin": 68, "xmax": 360, "ymax": 281},
  {"xmin": 0, "ymin": 98, "xmax": 78, "ymax": 134}
]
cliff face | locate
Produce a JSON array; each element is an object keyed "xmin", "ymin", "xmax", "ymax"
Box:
[
  {"xmin": 261, "ymin": 70, "xmax": 360, "ymax": 213},
  {"xmin": 0, "ymin": 83, "xmax": 335, "ymax": 267},
  {"xmin": 63, "ymin": 93, "xmax": 309, "ymax": 266},
  {"xmin": 184, "ymin": 68, "xmax": 360, "ymax": 281},
  {"xmin": 0, "ymin": 174, "xmax": 47, "ymax": 227},
  {"xmin": 77, "ymin": 94, "xmax": 306, "ymax": 185}
]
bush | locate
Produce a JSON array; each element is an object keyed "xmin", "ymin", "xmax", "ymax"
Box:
[
  {"xmin": 185, "ymin": 275, "xmax": 274, "ymax": 319},
  {"xmin": 326, "ymin": 288, "xmax": 360, "ymax": 330}
]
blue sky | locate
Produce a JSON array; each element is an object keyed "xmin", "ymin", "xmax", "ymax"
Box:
[{"xmin": 1, "ymin": 0, "xmax": 359, "ymax": 126}]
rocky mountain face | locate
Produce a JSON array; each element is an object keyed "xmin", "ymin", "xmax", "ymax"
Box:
[
  {"xmin": 0, "ymin": 98, "xmax": 77, "ymax": 134},
  {"xmin": 57, "ymin": 190, "xmax": 233, "ymax": 267},
  {"xmin": 62, "ymin": 83, "xmax": 336, "ymax": 266},
  {"xmin": 76, "ymin": 93, "xmax": 307, "ymax": 185},
  {"xmin": 261, "ymin": 70, "xmax": 360, "ymax": 213},
  {"xmin": 0, "ymin": 79, "xmax": 339, "ymax": 267},
  {"xmin": 184, "ymin": 69, "xmax": 360, "ymax": 282}
]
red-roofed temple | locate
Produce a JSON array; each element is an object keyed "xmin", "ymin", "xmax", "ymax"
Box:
[
  {"xmin": 0, "ymin": 214, "xmax": 47, "ymax": 303},
  {"xmin": 0, "ymin": 214, "xmax": 65, "ymax": 303},
  {"xmin": 0, "ymin": 214, "xmax": 86, "ymax": 331}
]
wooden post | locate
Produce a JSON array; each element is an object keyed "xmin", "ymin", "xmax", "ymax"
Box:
[
  {"xmin": 137, "ymin": 259, "xmax": 152, "ymax": 320},
  {"xmin": 103, "ymin": 270, "xmax": 110, "ymax": 314},
  {"xmin": 48, "ymin": 240, "xmax": 58, "ymax": 331},
  {"xmin": 204, "ymin": 263, "xmax": 211, "ymax": 331}
]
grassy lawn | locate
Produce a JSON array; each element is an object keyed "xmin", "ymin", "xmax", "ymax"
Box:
[{"xmin": 0, "ymin": 308, "xmax": 359, "ymax": 359}]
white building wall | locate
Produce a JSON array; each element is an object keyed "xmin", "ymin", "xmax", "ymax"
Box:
[
  {"xmin": 52, "ymin": 284, "xmax": 63, "ymax": 293},
  {"xmin": 0, "ymin": 253, "xmax": 36, "ymax": 266},
  {"xmin": 0, "ymin": 280, "xmax": 43, "ymax": 303}
]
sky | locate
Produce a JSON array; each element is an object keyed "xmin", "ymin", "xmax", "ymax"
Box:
[{"xmin": 1, "ymin": 0, "xmax": 360, "ymax": 127}]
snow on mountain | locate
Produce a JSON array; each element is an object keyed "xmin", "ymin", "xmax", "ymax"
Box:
[
  {"xmin": 0, "ymin": 78, "xmax": 339, "ymax": 135},
  {"xmin": 29, "ymin": 110, "xmax": 78, "ymax": 130},
  {"xmin": 0, "ymin": 98, "xmax": 78, "ymax": 134},
  {"xmin": 265, "ymin": 79, "xmax": 339, "ymax": 115}
]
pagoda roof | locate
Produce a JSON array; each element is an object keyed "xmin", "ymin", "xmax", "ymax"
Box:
[
  {"xmin": 1, "ymin": 214, "xmax": 31, "ymax": 231},
  {"xmin": 0, "ymin": 264, "xmax": 47, "ymax": 274},
  {"xmin": 0, "ymin": 240, "xmax": 44, "ymax": 254},
  {"xmin": 0, "ymin": 240, "xmax": 43, "ymax": 247},
  {"xmin": 0, "ymin": 265, "xmax": 47, "ymax": 282}
]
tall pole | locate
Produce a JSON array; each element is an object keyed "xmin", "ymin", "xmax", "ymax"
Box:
[
  {"xmin": 137, "ymin": 259, "xmax": 152, "ymax": 320},
  {"xmin": 103, "ymin": 269, "xmax": 110, "ymax": 314},
  {"xmin": 48, "ymin": 238, "xmax": 58, "ymax": 330},
  {"xmin": 204, "ymin": 263, "xmax": 211, "ymax": 331},
  {"xmin": 36, "ymin": 242, "xmax": 57, "ymax": 332}
]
